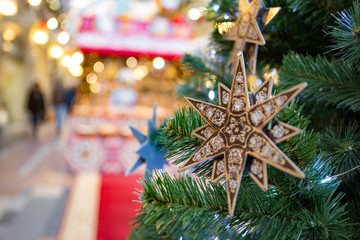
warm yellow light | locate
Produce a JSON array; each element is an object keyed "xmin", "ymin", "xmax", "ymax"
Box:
[
  {"xmin": 94, "ymin": 61, "xmax": 104, "ymax": 73},
  {"xmin": 86, "ymin": 73, "xmax": 97, "ymax": 84},
  {"xmin": 0, "ymin": 0, "xmax": 18, "ymax": 16},
  {"xmin": 46, "ymin": 18, "xmax": 58, "ymax": 30},
  {"xmin": 205, "ymin": 80, "xmax": 212, "ymax": 88},
  {"xmin": 72, "ymin": 52, "xmax": 84, "ymax": 64},
  {"xmin": 90, "ymin": 82, "xmax": 101, "ymax": 93},
  {"xmin": 2, "ymin": 41, "xmax": 13, "ymax": 52},
  {"xmin": 3, "ymin": 29, "xmax": 16, "ymax": 41},
  {"xmin": 216, "ymin": 22, "xmax": 234, "ymax": 34},
  {"xmin": 57, "ymin": 31, "xmax": 70, "ymax": 45},
  {"xmin": 188, "ymin": 8, "xmax": 201, "ymax": 21},
  {"xmin": 153, "ymin": 57, "xmax": 165, "ymax": 70},
  {"xmin": 28, "ymin": 0, "xmax": 41, "ymax": 6},
  {"xmin": 132, "ymin": 66, "xmax": 148, "ymax": 80},
  {"xmin": 49, "ymin": 45, "xmax": 63, "ymax": 59},
  {"xmin": 61, "ymin": 55, "xmax": 72, "ymax": 67},
  {"xmin": 126, "ymin": 57, "xmax": 137, "ymax": 68},
  {"xmin": 33, "ymin": 30, "xmax": 49, "ymax": 45},
  {"xmin": 69, "ymin": 64, "xmax": 83, "ymax": 77}
]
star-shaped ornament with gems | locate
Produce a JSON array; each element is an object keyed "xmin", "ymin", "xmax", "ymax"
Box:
[{"xmin": 179, "ymin": 53, "xmax": 307, "ymax": 216}]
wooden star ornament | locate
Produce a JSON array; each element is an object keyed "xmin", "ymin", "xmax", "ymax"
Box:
[
  {"xmin": 178, "ymin": 52, "xmax": 307, "ymax": 216},
  {"xmin": 225, "ymin": 0, "xmax": 264, "ymax": 66},
  {"xmin": 225, "ymin": 0, "xmax": 280, "ymax": 74}
]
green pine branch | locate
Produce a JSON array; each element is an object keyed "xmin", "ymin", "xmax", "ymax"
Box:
[
  {"xmin": 328, "ymin": 0, "xmax": 360, "ymax": 63},
  {"xmin": 131, "ymin": 169, "xmax": 353, "ymax": 240},
  {"xmin": 279, "ymin": 52, "xmax": 360, "ymax": 112},
  {"xmin": 159, "ymin": 106, "xmax": 203, "ymax": 165},
  {"xmin": 321, "ymin": 121, "xmax": 360, "ymax": 178},
  {"xmin": 286, "ymin": 0, "xmax": 353, "ymax": 29}
]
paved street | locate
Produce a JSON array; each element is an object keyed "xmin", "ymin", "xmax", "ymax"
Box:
[{"xmin": 0, "ymin": 123, "xmax": 73, "ymax": 240}]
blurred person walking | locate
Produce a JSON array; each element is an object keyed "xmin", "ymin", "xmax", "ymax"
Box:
[
  {"xmin": 53, "ymin": 81, "xmax": 67, "ymax": 135},
  {"xmin": 64, "ymin": 86, "xmax": 76, "ymax": 113},
  {"xmin": 27, "ymin": 83, "xmax": 45, "ymax": 137}
]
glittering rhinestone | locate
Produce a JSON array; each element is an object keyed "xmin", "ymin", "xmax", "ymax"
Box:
[
  {"xmin": 211, "ymin": 136, "xmax": 224, "ymax": 151},
  {"xmin": 263, "ymin": 103, "xmax": 274, "ymax": 115},
  {"xmin": 256, "ymin": 90, "xmax": 267, "ymax": 103},
  {"xmin": 199, "ymin": 103, "xmax": 205, "ymax": 111},
  {"xmin": 229, "ymin": 180, "xmax": 237, "ymax": 189},
  {"xmin": 233, "ymin": 98, "xmax": 244, "ymax": 112},
  {"xmin": 217, "ymin": 160, "xmax": 225, "ymax": 172},
  {"xmin": 234, "ymin": 85, "xmax": 243, "ymax": 96},
  {"xmin": 261, "ymin": 145, "xmax": 273, "ymax": 158},
  {"xmin": 273, "ymin": 125, "xmax": 285, "ymax": 139},
  {"xmin": 236, "ymin": 74, "xmax": 243, "ymax": 83},
  {"xmin": 250, "ymin": 160, "xmax": 262, "ymax": 175},
  {"xmin": 222, "ymin": 93, "xmax": 229, "ymax": 104},
  {"xmin": 202, "ymin": 145, "xmax": 211, "ymax": 156},
  {"xmin": 229, "ymin": 166, "xmax": 239, "ymax": 177},
  {"xmin": 229, "ymin": 149, "xmax": 242, "ymax": 163},
  {"xmin": 275, "ymin": 96, "xmax": 285, "ymax": 106},
  {"xmin": 205, "ymin": 107, "xmax": 214, "ymax": 118},
  {"xmin": 249, "ymin": 134, "xmax": 263, "ymax": 151},
  {"xmin": 230, "ymin": 136, "xmax": 236, "ymax": 143},
  {"xmin": 213, "ymin": 111, "xmax": 226, "ymax": 126},
  {"xmin": 204, "ymin": 127, "xmax": 214, "ymax": 138},
  {"xmin": 273, "ymin": 154, "xmax": 283, "ymax": 164},
  {"xmin": 250, "ymin": 109, "xmax": 264, "ymax": 126},
  {"xmin": 194, "ymin": 153, "xmax": 201, "ymax": 162}
]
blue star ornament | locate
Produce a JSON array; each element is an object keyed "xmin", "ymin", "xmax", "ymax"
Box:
[{"xmin": 125, "ymin": 104, "xmax": 167, "ymax": 176}]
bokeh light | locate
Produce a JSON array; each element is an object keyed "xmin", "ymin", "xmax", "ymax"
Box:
[
  {"xmin": 3, "ymin": 29, "xmax": 16, "ymax": 41},
  {"xmin": 46, "ymin": 18, "xmax": 58, "ymax": 30},
  {"xmin": 28, "ymin": 0, "xmax": 41, "ymax": 6},
  {"xmin": 86, "ymin": 73, "xmax": 97, "ymax": 84},
  {"xmin": 61, "ymin": 55, "xmax": 72, "ymax": 67},
  {"xmin": 33, "ymin": 30, "xmax": 49, "ymax": 45},
  {"xmin": 132, "ymin": 66, "xmax": 148, "ymax": 80},
  {"xmin": 205, "ymin": 80, "xmax": 212, "ymax": 88},
  {"xmin": 152, "ymin": 57, "xmax": 165, "ymax": 70},
  {"xmin": 94, "ymin": 61, "xmax": 105, "ymax": 73},
  {"xmin": 188, "ymin": 8, "xmax": 201, "ymax": 21},
  {"xmin": 2, "ymin": 41, "xmax": 13, "ymax": 52},
  {"xmin": 49, "ymin": 45, "xmax": 63, "ymax": 59},
  {"xmin": 57, "ymin": 31, "xmax": 70, "ymax": 45},
  {"xmin": 0, "ymin": 0, "xmax": 18, "ymax": 15},
  {"xmin": 208, "ymin": 90, "xmax": 215, "ymax": 100},
  {"xmin": 69, "ymin": 64, "xmax": 83, "ymax": 77},
  {"xmin": 49, "ymin": 0, "xmax": 60, "ymax": 10},
  {"xmin": 126, "ymin": 57, "xmax": 137, "ymax": 69},
  {"xmin": 90, "ymin": 82, "xmax": 101, "ymax": 93},
  {"xmin": 72, "ymin": 52, "xmax": 84, "ymax": 64}
]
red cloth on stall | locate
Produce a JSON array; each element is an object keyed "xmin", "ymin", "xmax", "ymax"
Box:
[{"xmin": 97, "ymin": 174, "xmax": 143, "ymax": 240}]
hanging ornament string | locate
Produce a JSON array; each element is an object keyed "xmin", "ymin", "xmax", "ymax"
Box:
[{"xmin": 328, "ymin": 164, "xmax": 360, "ymax": 179}]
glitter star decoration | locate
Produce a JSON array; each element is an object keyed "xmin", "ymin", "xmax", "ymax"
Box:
[
  {"xmin": 225, "ymin": 0, "xmax": 280, "ymax": 74},
  {"xmin": 179, "ymin": 53, "xmax": 307, "ymax": 216},
  {"xmin": 126, "ymin": 104, "xmax": 167, "ymax": 176}
]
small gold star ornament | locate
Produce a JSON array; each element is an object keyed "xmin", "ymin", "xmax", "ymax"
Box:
[{"xmin": 179, "ymin": 53, "xmax": 307, "ymax": 216}]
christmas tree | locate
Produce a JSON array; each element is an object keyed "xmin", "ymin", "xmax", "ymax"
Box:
[{"xmin": 130, "ymin": 0, "xmax": 360, "ymax": 239}]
